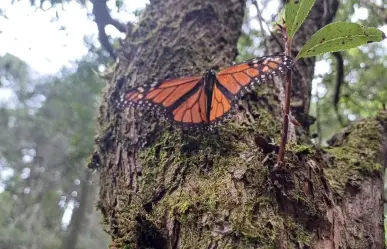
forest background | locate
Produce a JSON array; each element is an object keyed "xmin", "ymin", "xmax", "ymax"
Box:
[{"xmin": 0, "ymin": 0, "xmax": 386, "ymax": 248}]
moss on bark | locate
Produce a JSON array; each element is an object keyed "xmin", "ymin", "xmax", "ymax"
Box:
[
  {"xmin": 106, "ymin": 111, "xmax": 386, "ymax": 248},
  {"xmin": 325, "ymin": 113, "xmax": 384, "ymax": 196}
]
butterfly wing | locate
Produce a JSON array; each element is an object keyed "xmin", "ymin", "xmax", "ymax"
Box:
[
  {"xmin": 118, "ymin": 76, "xmax": 213, "ymax": 125},
  {"xmin": 208, "ymin": 80, "xmax": 232, "ymax": 122},
  {"xmin": 171, "ymin": 56, "xmax": 293, "ymax": 125},
  {"xmin": 216, "ymin": 55, "xmax": 293, "ymax": 98},
  {"xmin": 170, "ymin": 77, "xmax": 233, "ymax": 125},
  {"xmin": 169, "ymin": 81, "xmax": 210, "ymax": 125},
  {"xmin": 118, "ymin": 55, "xmax": 293, "ymax": 127},
  {"xmin": 118, "ymin": 76, "xmax": 201, "ymax": 108}
]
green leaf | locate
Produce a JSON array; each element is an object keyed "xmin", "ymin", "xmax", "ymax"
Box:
[
  {"xmin": 285, "ymin": 0, "xmax": 315, "ymax": 39},
  {"xmin": 296, "ymin": 22, "xmax": 386, "ymax": 59}
]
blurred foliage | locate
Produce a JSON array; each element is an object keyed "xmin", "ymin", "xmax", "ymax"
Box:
[
  {"xmin": 237, "ymin": 0, "xmax": 268, "ymax": 62},
  {"xmin": 0, "ymin": 53, "xmax": 109, "ymax": 249},
  {"xmin": 310, "ymin": 0, "xmax": 387, "ymax": 143}
]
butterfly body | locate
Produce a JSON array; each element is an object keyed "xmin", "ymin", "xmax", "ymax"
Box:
[
  {"xmin": 202, "ymin": 69, "xmax": 217, "ymax": 123},
  {"xmin": 117, "ymin": 55, "xmax": 293, "ymax": 127}
]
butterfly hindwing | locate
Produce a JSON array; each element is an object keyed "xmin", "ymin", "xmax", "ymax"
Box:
[
  {"xmin": 170, "ymin": 84, "xmax": 209, "ymax": 125},
  {"xmin": 208, "ymin": 80, "xmax": 233, "ymax": 122}
]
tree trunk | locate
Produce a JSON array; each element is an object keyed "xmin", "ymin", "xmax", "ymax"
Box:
[
  {"xmin": 62, "ymin": 170, "xmax": 93, "ymax": 249},
  {"xmin": 90, "ymin": 0, "xmax": 385, "ymax": 248}
]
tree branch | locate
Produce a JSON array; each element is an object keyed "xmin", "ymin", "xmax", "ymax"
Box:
[
  {"xmin": 332, "ymin": 51, "xmax": 345, "ymax": 127},
  {"xmin": 91, "ymin": 0, "xmax": 131, "ymax": 59},
  {"xmin": 252, "ymin": 0, "xmax": 266, "ymax": 40}
]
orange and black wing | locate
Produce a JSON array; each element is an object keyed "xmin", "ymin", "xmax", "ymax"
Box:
[
  {"xmin": 207, "ymin": 81, "xmax": 233, "ymax": 123},
  {"xmin": 118, "ymin": 55, "xmax": 293, "ymax": 127},
  {"xmin": 118, "ymin": 76, "xmax": 213, "ymax": 126},
  {"xmin": 118, "ymin": 76, "xmax": 201, "ymax": 108},
  {"xmin": 216, "ymin": 55, "xmax": 293, "ymax": 99},
  {"xmin": 167, "ymin": 82, "xmax": 211, "ymax": 125}
]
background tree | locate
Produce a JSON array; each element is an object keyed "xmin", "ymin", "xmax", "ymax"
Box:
[{"xmin": 0, "ymin": 53, "xmax": 110, "ymax": 249}]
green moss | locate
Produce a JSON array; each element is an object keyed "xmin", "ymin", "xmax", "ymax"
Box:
[
  {"xmin": 129, "ymin": 109, "xmax": 289, "ymax": 247},
  {"xmin": 288, "ymin": 143, "xmax": 313, "ymax": 155},
  {"xmin": 324, "ymin": 118, "xmax": 383, "ymax": 195},
  {"xmin": 230, "ymin": 198, "xmax": 282, "ymax": 245},
  {"xmin": 117, "ymin": 107, "xmax": 334, "ymax": 248}
]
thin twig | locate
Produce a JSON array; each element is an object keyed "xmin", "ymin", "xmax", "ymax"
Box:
[
  {"xmin": 269, "ymin": 30, "xmax": 285, "ymax": 52},
  {"xmin": 252, "ymin": 0, "xmax": 266, "ymax": 39},
  {"xmin": 277, "ymin": 30, "xmax": 292, "ymax": 166},
  {"xmin": 315, "ymin": 89, "xmax": 322, "ymax": 146}
]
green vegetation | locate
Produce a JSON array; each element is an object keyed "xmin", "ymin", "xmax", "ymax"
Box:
[{"xmin": 0, "ymin": 53, "xmax": 109, "ymax": 248}]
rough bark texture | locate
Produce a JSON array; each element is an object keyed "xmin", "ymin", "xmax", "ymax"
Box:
[{"xmin": 89, "ymin": 0, "xmax": 385, "ymax": 248}]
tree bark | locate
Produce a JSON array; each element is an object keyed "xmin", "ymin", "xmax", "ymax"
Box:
[{"xmin": 90, "ymin": 0, "xmax": 385, "ymax": 248}]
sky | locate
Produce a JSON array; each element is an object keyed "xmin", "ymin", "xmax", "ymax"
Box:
[{"xmin": 0, "ymin": 0, "xmax": 148, "ymax": 74}]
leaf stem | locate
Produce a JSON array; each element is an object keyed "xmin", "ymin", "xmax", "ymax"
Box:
[{"xmin": 277, "ymin": 37, "xmax": 292, "ymax": 166}]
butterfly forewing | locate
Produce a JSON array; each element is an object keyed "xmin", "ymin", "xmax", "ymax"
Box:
[
  {"xmin": 145, "ymin": 77, "xmax": 202, "ymax": 108},
  {"xmin": 119, "ymin": 76, "xmax": 201, "ymax": 109},
  {"xmin": 216, "ymin": 55, "xmax": 293, "ymax": 99}
]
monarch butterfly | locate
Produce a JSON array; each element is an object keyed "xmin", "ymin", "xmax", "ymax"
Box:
[{"xmin": 117, "ymin": 55, "xmax": 293, "ymax": 127}]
